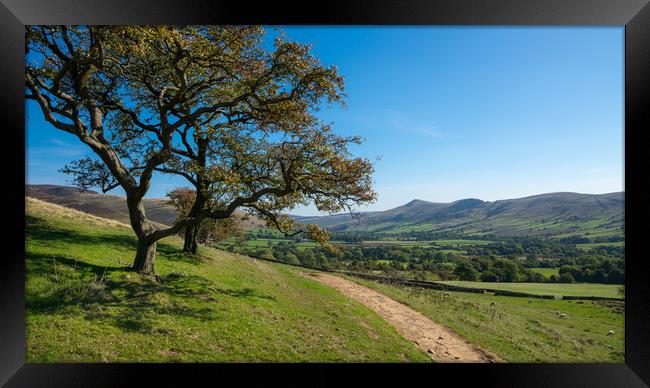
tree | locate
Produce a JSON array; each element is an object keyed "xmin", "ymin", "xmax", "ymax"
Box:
[
  {"xmin": 559, "ymin": 272, "xmax": 575, "ymax": 284},
  {"xmin": 527, "ymin": 271, "xmax": 545, "ymax": 283},
  {"xmin": 606, "ymin": 268, "xmax": 624, "ymax": 284},
  {"xmin": 559, "ymin": 265, "xmax": 582, "ymax": 281},
  {"xmin": 26, "ymin": 26, "xmax": 375, "ymax": 275},
  {"xmin": 454, "ymin": 261, "xmax": 478, "ymax": 281},
  {"xmin": 166, "ymin": 187, "xmax": 242, "ymax": 252},
  {"xmin": 617, "ymin": 285, "xmax": 625, "ymax": 299},
  {"xmin": 592, "ymin": 269, "xmax": 607, "ymax": 283},
  {"xmin": 433, "ymin": 252, "xmax": 446, "ymax": 263},
  {"xmin": 494, "ymin": 259, "xmax": 519, "ymax": 282},
  {"xmin": 480, "ymin": 271, "xmax": 499, "ymax": 282}
]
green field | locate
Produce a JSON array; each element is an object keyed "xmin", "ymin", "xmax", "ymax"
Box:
[
  {"xmin": 431, "ymin": 239, "xmax": 492, "ymax": 246},
  {"xmin": 438, "ymin": 281, "xmax": 622, "ymax": 298},
  {"xmin": 359, "ymin": 240, "xmax": 433, "ymax": 247},
  {"xmin": 333, "ymin": 213, "xmax": 623, "ymax": 240},
  {"xmin": 530, "ymin": 267, "xmax": 560, "ymax": 277},
  {"xmin": 347, "ymin": 276, "xmax": 624, "ymax": 362},
  {"xmin": 216, "ymin": 238, "xmax": 320, "ymax": 251},
  {"xmin": 576, "ymin": 241, "xmax": 625, "ymax": 250},
  {"xmin": 25, "ymin": 198, "xmax": 431, "ymax": 362},
  {"xmin": 218, "ymin": 237, "xmax": 493, "ymax": 251}
]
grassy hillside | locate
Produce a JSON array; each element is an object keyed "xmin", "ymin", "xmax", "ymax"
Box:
[
  {"xmin": 347, "ymin": 276, "xmax": 624, "ymax": 362},
  {"xmin": 26, "ymin": 184, "xmax": 265, "ymax": 230},
  {"xmin": 297, "ymin": 192, "xmax": 624, "ymax": 239},
  {"xmin": 26, "ymin": 185, "xmax": 178, "ymax": 227},
  {"xmin": 25, "ymin": 198, "xmax": 430, "ymax": 362}
]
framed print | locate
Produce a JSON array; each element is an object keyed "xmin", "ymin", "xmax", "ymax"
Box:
[{"xmin": 1, "ymin": 0, "xmax": 649, "ymax": 386}]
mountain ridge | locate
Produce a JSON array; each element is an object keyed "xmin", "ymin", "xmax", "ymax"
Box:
[
  {"xmin": 295, "ymin": 191, "xmax": 624, "ymax": 238},
  {"xmin": 26, "ymin": 184, "xmax": 624, "ymax": 238}
]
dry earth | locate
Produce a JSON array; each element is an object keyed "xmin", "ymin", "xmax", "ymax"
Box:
[{"xmin": 306, "ymin": 272, "xmax": 503, "ymax": 363}]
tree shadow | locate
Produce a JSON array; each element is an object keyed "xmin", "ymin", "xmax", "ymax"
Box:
[
  {"xmin": 26, "ymin": 215, "xmax": 138, "ymax": 251},
  {"xmin": 26, "ymin": 215, "xmax": 206, "ymax": 266},
  {"xmin": 156, "ymin": 244, "xmax": 208, "ymax": 265},
  {"xmin": 26, "ymin": 251, "xmax": 277, "ymax": 334},
  {"xmin": 27, "ymin": 253, "xmax": 123, "ymax": 314}
]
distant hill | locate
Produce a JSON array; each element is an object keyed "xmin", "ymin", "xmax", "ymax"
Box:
[
  {"xmin": 28, "ymin": 185, "xmax": 624, "ymax": 239},
  {"xmin": 26, "ymin": 184, "xmax": 265, "ymax": 230},
  {"xmin": 296, "ymin": 192, "xmax": 624, "ymax": 238}
]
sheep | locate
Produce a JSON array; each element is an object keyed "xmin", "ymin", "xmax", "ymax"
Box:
[
  {"xmin": 490, "ymin": 301, "xmax": 497, "ymax": 306},
  {"xmin": 558, "ymin": 313, "xmax": 567, "ymax": 319},
  {"xmin": 443, "ymin": 292, "xmax": 451, "ymax": 297},
  {"xmin": 607, "ymin": 330, "xmax": 615, "ymax": 336}
]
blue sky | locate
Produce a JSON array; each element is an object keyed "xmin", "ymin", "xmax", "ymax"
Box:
[{"xmin": 26, "ymin": 26, "xmax": 624, "ymax": 216}]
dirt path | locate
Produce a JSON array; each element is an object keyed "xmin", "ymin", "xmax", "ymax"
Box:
[{"xmin": 306, "ymin": 272, "xmax": 503, "ymax": 363}]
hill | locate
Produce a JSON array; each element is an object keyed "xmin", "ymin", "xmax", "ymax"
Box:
[
  {"xmin": 26, "ymin": 184, "xmax": 265, "ymax": 230},
  {"xmin": 25, "ymin": 197, "xmax": 430, "ymax": 362},
  {"xmin": 296, "ymin": 192, "xmax": 624, "ymax": 238},
  {"xmin": 25, "ymin": 197, "xmax": 624, "ymax": 363}
]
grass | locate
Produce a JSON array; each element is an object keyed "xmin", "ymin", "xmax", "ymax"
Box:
[
  {"xmin": 431, "ymin": 239, "xmax": 492, "ymax": 246},
  {"xmin": 346, "ymin": 276, "xmax": 624, "ymax": 362},
  {"xmin": 359, "ymin": 240, "xmax": 433, "ymax": 247},
  {"xmin": 530, "ymin": 267, "xmax": 560, "ymax": 277},
  {"xmin": 437, "ymin": 281, "xmax": 622, "ymax": 298},
  {"xmin": 576, "ymin": 241, "xmax": 625, "ymax": 250},
  {"xmin": 217, "ymin": 238, "xmax": 345, "ymax": 252},
  {"xmin": 218, "ymin": 237, "xmax": 493, "ymax": 252},
  {"xmin": 338, "ymin": 213, "xmax": 623, "ymax": 239},
  {"xmin": 25, "ymin": 198, "xmax": 431, "ymax": 362}
]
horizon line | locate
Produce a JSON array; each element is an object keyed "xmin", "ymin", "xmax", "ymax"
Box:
[{"xmin": 25, "ymin": 183, "xmax": 623, "ymax": 217}]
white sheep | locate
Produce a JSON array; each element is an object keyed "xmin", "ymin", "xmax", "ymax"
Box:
[
  {"xmin": 558, "ymin": 313, "xmax": 567, "ymax": 319},
  {"xmin": 607, "ymin": 330, "xmax": 615, "ymax": 336},
  {"xmin": 490, "ymin": 301, "xmax": 497, "ymax": 306}
]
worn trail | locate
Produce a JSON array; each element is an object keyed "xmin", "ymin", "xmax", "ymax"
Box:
[{"xmin": 306, "ymin": 272, "xmax": 503, "ymax": 363}]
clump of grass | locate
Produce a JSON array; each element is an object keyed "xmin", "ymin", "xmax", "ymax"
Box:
[{"xmin": 50, "ymin": 256, "xmax": 110, "ymax": 306}]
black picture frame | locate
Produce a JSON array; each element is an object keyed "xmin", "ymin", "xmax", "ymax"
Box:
[{"xmin": 2, "ymin": 0, "xmax": 649, "ymax": 386}]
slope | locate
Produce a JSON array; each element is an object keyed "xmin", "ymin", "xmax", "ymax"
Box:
[
  {"xmin": 298, "ymin": 192, "xmax": 624, "ymax": 238},
  {"xmin": 26, "ymin": 184, "xmax": 265, "ymax": 230},
  {"xmin": 25, "ymin": 197, "xmax": 430, "ymax": 362}
]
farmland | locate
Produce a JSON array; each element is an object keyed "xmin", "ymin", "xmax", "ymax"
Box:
[
  {"xmin": 216, "ymin": 230, "xmax": 624, "ymax": 289},
  {"xmin": 215, "ymin": 237, "xmax": 489, "ymax": 250},
  {"xmin": 25, "ymin": 197, "xmax": 624, "ymax": 363},
  {"xmin": 530, "ymin": 267, "xmax": 560, "ymax": 277},
  {"xmin": 576, "ymin": 241, "xmax": 625, "ymax": 250},
  {"xmin": 437, "ymin": 281, "xmax": 622, "ymax": 298},
  {"xmin": 347, "ymin": 276, "xmax": 624, "ymax": 362}
]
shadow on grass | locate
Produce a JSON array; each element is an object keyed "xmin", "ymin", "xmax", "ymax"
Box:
[
  {"xmin": 27, "ymin": 251, "xmax": 277, "ymax": 334},
  {"xmin": 27, "ymin": 215, "xmax": 135, "ymax": 250},
  {"xmin": 26, "ymin": 215, "xmax": 206, "ymax": 266}
]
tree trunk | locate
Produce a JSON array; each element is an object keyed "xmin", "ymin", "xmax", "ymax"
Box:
[
  {"xmin": 126, "ymin": 195, "xmax": 158, "ymax": 274},
  {"xmin": 183, "ymin": 225, "xmax": 199, "ymax": 254},
  {"xmin": 133, "ymin": 238, "xmax": 157, "ymax": 274},
  {"xmin": 182, "ymin": 186, "xmax": 206, "ymax": 254}
]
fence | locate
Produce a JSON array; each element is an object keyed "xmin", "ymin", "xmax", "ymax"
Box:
[{"xmin": 561, "ymin": 295, "xmax": 623, "ymax": 302}]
